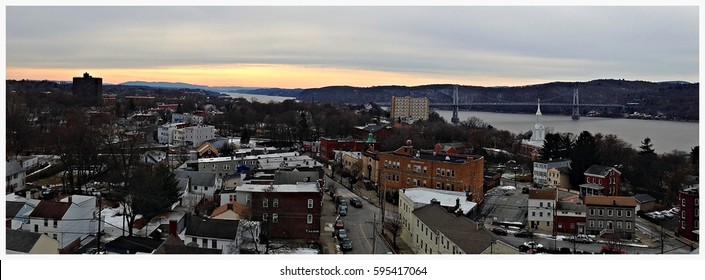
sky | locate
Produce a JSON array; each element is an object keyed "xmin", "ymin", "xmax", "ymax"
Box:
[{"xmin": 4, "ymin": 5, "xmax": 701, "ymax": 88}]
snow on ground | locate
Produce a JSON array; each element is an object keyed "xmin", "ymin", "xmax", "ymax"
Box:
[{"xmin": 498, "ymin": 186, "xmax": 516, "ymax": 190}]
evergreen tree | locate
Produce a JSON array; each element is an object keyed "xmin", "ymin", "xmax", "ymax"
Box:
[{"xmin": 569, "ymin": 131, "xmax": 599, "ymax": 188}]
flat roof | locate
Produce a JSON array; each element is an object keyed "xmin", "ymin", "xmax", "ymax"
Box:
[
  {"xmin": 236, "ymin": 182, "xmax": 319, "ymax": 193},
  {"xmin": 402, "ymin": 188, "xmax": 477, "ymax": 213}
]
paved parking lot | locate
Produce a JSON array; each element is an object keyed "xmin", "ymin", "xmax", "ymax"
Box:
[{"xmin": 478, "ymin": 183, "xmax": 529, "ymax": 228}]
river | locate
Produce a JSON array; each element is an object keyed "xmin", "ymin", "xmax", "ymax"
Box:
[
  {"xmin": 224, "ymin": 92, "xmax": 698, "ymax": 153},
  {"xmin": 435, "ymin": 110, "xmax": 698, "ymax": 153}
]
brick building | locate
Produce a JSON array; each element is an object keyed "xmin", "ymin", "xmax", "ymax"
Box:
[
  {"xmin": 235, "ymin": 182, "xmax": 321, "ymax": 240},
  {"xmin": 390, "ymin": 96, "xmax": 429, "ymax": 123},
  {"xmin": 72, "ymin": 72, "xmax": 102, "ymax": 105},
  {"xmin": 580, "ymin": 165, "xmax": 622, "ymax": 197},
  {"xmin": 319, "ymin": 138, "xmax": 368, "ymax": 161},
  {"xmin": 555, "ymin": 202, "xmax": 586, "ymax": 235},
  {"xmin": 677, "ymin": 186, "xmax": 699, "ymax": 242},
  {"xmin": 379, "ymin": 141, "xmax": 484, "ymax": 203}
]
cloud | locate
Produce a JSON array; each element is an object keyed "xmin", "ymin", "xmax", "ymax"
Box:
[{"xmin": 6, "ymin": 6, "xmax": 699, "ymax": 86}]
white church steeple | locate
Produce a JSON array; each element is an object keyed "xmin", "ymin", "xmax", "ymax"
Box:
[{"xmin": 530, "ymin": 98, "xmax": 545, "ymax": 142}]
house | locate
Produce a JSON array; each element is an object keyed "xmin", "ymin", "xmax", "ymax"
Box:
[
  {"xmin": 361, "ymin": 149, "xmax": 380, "ymax": 185},
  {"xmin": 140, "ymin": 150, "xmax": 167, "ymax": 166},
  {"xmin": 434, "ymin": 143, "xmax": 467, "ymax": 155},
  {"xmin": 339, "ymin": 151, "xmax": 362, "ymax": 173},
  {"xmin": 6, "ymin": 201, "xmax": 27, "ymax": 229},
  {"xmin": 153, "ymin": 234, "xmax": 222, "ymax": 254},
  {"xmin": 527, "ymin": 189, "xmax": 557, "ymax": 232},
  {"xmin": 677, "ymin": 186, "xmax": 699, "ymax": 242},
  {"xmin": 547, "ymin": 167, "xmax": 571, "ymax": 190},
  {"xmin": 410, "ymin": 203, "xmax": 516, "ymax": 254},
  {"xmin": 17, "ymin": 155, "xmax": 40, "ymax": 171},
  {"xmin": 399, "ymin": 188, "xmax": 478, "ymax": 248},
  {"xmin": 555, "ymin": 202, "xmax": 586, "ymax": 235},
  {"xmin": 184, "ymin": 125, "xmax": 215, "ymax": 148},
  {"xmin": 319, "ymin": 138, "xmax": 368, "ymax": 161},
  {"xmin": 585, "ymin": 196, "xmax": 637, "ymax": 239},
  {"xmin": 185, "ymin": 216, "xmax": 240, "ymax": 254},
  {"xmin": 6, "ymin": 228, "xmax": 59, "ymax": 254},
  {"xmin": 6, "ymin": 159, "xmax": 26, "ymax": 193},
  {"xmin": 26, "ymin": 195, "xmax": 97, "ymax": 253},
  {"xmin": 532, "ymin": 158, "xmax": 571, "ymax": 187},
  {"xmin": 211, "ymin": 202, "xmax": 249, "ymax": 221},
  {"xmin": 104, "ymin": 236, "xmax": 164, "ymax": 254},
  {"xmin": 176, "ymin": 170, "xmax": 223, "ymax": 215},
  {"xmin": 633, "ymin": 194, "xmax": 657, "ymax": 212},
  {"xmin": 196, "ymin": 142, "xmax": 220, "ymax": 158},
  {"xmin": 235, "ymin": 182, "xmax": 321, "ymax": 240},
  {"xmin": 583, "ymin": 165, "xmax": 622, "ymax": 196},
  {"xmin": 379, "ymin": 141, "xmax": 485, "ymax": 203},
  {"xmin": 157, "ymin": 122, "xmax": 188, "ymax": 145}
]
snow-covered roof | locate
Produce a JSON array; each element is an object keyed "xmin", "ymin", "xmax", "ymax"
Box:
[
  {"xmin": 236, "ymin": 182, "xmax": 319, "ymax": 193},
  {"xmin": 402, "ymin": 188, "xmax": 477, "ymax": 213}
]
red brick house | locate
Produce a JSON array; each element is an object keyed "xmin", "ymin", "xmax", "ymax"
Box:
[
  {"xmin": 236, "ymin": 182, "xmax": 322, "ymax": 240},
  {"xmin": 555, "ymin": 202, "xmax": 586, "ymax": 235},
  {"xmin": 379, "ymin": 141, "xmax": 484, "ymax": 203},
  {"xmin": 319, "ymin": 138, "xmax": 368, "ymax": 161},
  {"xmin": 677, "ymin": 186, "xmax": 699, "ymax": 242},
  {"xmin": 582, "ymin": 165, "xmax": 622, "ymax": 197}
]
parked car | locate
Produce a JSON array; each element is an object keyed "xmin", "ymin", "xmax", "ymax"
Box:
[
  {"xmin": 523, "ymin": 241, "xmax": 544, "ymax": 249},
  {"xmin": 573, "ymin": 234, "xmax": 593, "ymax": 244},
  {"xmin": 337, "ymin": 229, "xmax": 349, "ymax": 240},
  {"xmin": 339, "ymin": 200, "xmax": 348, "ymax": 208},
  {"xmin": 334, "ymin": 219, "xmax": 344, "ymax": 229},
  {"xmin": 339, "ymin": 206, "xmax": 348, "ymax": 216},
  {"xmin": 490, "ymin": 227, "xmax": 508, "ymax": 236},
  {"xmin": 340, "ymin": 238, "xmax": 353, "ymax": 251},
  {"xmin": 514, "ymin": 229, "xmax": 533, "ymax": 238},
  {"xmin": 349, "ymin": 197, "xmax": 363, "ymax": 208}
]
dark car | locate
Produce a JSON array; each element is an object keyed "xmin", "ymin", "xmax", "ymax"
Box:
[
  {"xmin": 490, "ymin": 227, "xmax": 507, "ymax": 236},
  {"xmin": 514, "ymin": 229, "xmax": 533, "ymax": 238},
  {"xmin": 339, "ymin": 205, "xmax": 348, "ymax": 216},
  {"xmin": 340, "ymin": 238, "xmax": 353, "ymax": 251},
  {"xmin": 349, "ymin": 197, "xmax": 363, "ymax": 208},
  {"xmin": 336, "ymin": 196, "xmax": 346, "ymax": 205},
  {"xmin": 337, "ymin": 228, "xmax": 349, "ymax": 240}
]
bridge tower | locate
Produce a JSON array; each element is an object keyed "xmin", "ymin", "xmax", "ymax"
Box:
[
  {"xmin": 571, "ymin": 88, "xmax": 580, "ymax": 120},
  {"xmin": 451, "ymin": 85, "xmax": 460, "ymax": 124}
]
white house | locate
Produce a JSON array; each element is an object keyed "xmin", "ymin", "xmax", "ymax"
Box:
[
  {"xmin": 398, "ymin": 188, "xmax": 478, "ymax": 250},
  {"xmin": 6, "ymin": 160, "xmax": 26, "ymax": 193},
  {"xmin": 184, "ymin": 125, "xmax": 215, "ymax": 148},
  {"xmin": 527, "ymin": 189, "xmax": 557, "ymax": 232},
  {"xmin": 18, "ymin": 155, "xmax": 40, "ymax": 171},
  {"xmin": 533, "ymin": 158, "xmax": 571, "ymax": 187},
  {"xmin": 185, "ymin": 216, "xmax": 241, "ymax": 254},
  {"xmin": 157, "ymin": 122, "xmax": 187, "ymax": 145},
  {"xmin": 26, "ymin": 195, "xmax": 97, "ymax": 252}
]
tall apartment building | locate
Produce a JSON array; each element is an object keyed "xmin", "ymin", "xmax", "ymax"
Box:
[
  {"xmin": 72, "ymin": 72, "xmax": 102, "ymax": 105},
  {"xmin": 390, "ymin": 96, "xmax": 429, "ymax": 123},
  {"xmin": 379, "ymin": 141, "xmax": 484, "ymax": 203}
]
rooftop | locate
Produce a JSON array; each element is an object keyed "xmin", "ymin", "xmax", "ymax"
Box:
[
  {"xmin": 585, "ymin": 196, "xmax": 637, "ymax": 207},
  {"xmin": 236, "ymin": 182, "xmax": 319, "ymax": 193},
  {"xmin": 29, "ymin": 200, "xmax": 72, "ymax": 220},
  {"xmin": 584, "ymin": 165, "xmax": 621, "ymax": 177},
  {"xmin": 413, "ymin": 204, "xmax": 492, "ymax": 254},
  {"xmin": 402, "ymin": 188, "xmax": 477, "ymax": 214},
  {"xmin": 185, "ymin": 216, "xmax": 239, "ymax": 240},
  {"xmin": 528, "ymin": 188, "xmax": 557, "ymax": 200}
]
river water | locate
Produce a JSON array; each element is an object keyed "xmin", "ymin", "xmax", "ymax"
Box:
[
  {"xmin": 436, "ymin": 110, "xmax": 698, "ymax": 153},
  {"xmin": 224, "ymin": 92, "xmax": 698, "ymax": 153}
]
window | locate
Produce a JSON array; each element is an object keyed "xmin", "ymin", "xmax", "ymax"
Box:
[
  {"xmin": 590, "ymin": 209, "xmax": 595, "ymax": 216},
  {"xmin": 272, "ymin": 214, "xmax": 278, "ymax": 223},
  {"xmin": 44, "ymin": 218, "xmax": 48, "ymax": 227},
  {"xmin": 194, "ymin": 186, "xmax": 198, "ymax": 191},
  {"xmin": 626, "ymin": 222, "xmax": 631, "ymax": 230},
  {"xmin": 626, "ymin": 210, "xmax": 632, "ymax": 217},
  {"xmin": 307, "ymin": 214, "xmax": 313, "ymax": 224},
  {"xmin": 192, "ymin": 237, "xmax": 197, "ymax": 243},
  {"xmin": 696, "ymin": 209, "xmax": 699, "ymax": 217},
  {"xmin": 547, "ymin": 202, "xmax": 551, "ymax": 208},
  {"xmin": 263, "ymin": 213, "xmax": 268, "ymax": 222},
  {"xmin": 202, "ymin": 239, "xmax": 207, "ymax": 248},
  {"xmin": 547, "ymin": 212, "xmax": 551, "ymax": 217},
  {"xmin": 539, "ymin": 212, "xmax": 543, "ymax": 217},
  {"xmin": 617, "ymin": 221, "xmax": 622, "ymax": 229},
  {"xmin": 308, "ymin": 199, "xmax": 314, "ymax": 209},
  {"xmin": 204, "ymin": 187, "xmax": 208, "ymax": 191},
  {"xmin": 696, "ymin": 220, "xmax": 699, "ymax": 229},
  {"xmin": 589, "ymin": 220, "xmax": 594, "ymax": 228},
  {"xmin": 608, "ymin": 209, "xmax": 613, "ymax": 217},
  {"xmin": 696, "ymin": 199, "xmax": 699, "ymax": 206},
  {"xmin": 682, "ymin": 221, "xmax": 686, "ymax": 229},
  {"xmin": 53, "ymin": 220, "xmax": 57, "ymax": 228},
  {"xmin": 263, "ymin": 198, "xmax": 269, "ymax": 208},
  {"xmin": 34, "ymin": 225, "xmax": 38, "ymax": 232},
  {"xmin": 451, "ymin": 170, "xmax": 455, "ymax": 177},
  {"xmin": 53, "ymin": 234, "xmax": 57, "ymax": 240},
  {"xmin": 617, "ymin": 210, "xmax": 622, "ymax": 217},
  {"xmin": 532, "ymin": 212, "xmax": 536, "ymax": 217},
  {"xmin": 540, "ymin": 202, "xmax": 544, "ymax": 207},
  {"xmin": 547, "ymin": 222, "xmax": 550, "ymax": 226},
  {"xmin": 598, "ymin": 220, "xmax": 604, "ymax": 229},
  {"xmin": 598, "ymin": 209, "xmax": 604, "ymax": 216},
  {"xmin": 682, "ymin": 199, "xmax": 686, "ymax": 206},
  {"xmin": 213, "ymin": 164, "xmax": 217, "ymax": 170},
  {"xmin": 423, "ymin": 166, "xmax": 427, "ymax": 174},
  {"xmin": 682, "ymin": 211, "xmax": 686, "ymax": 219},
  {"xmin": 212, "ymin": 240, "xmax": 218, "ymax": 249},
  {"xmin": 246, "ymin": 195, "xmax": 251, "ymax": 205},
  {"xmin": 273, "ymin": 198, "xmax": 279, "ymax": 208}
]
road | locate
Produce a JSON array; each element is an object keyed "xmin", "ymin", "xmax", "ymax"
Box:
[{"xmin": 324, "ymin": 175, "xmax": 392, "ymax": 254}]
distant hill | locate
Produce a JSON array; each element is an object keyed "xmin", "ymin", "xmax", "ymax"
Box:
[
  {"xmin": 297, "ymin": 79, "xmax": 698, "ymax": 121},
  {"xmin": 119, "ymin": 81, "xmax": 302, "ymax": 97}
]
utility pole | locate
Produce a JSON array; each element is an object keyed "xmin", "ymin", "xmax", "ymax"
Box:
[{"xmin": 372, "ymin": 213, "xmax": 377, "ymax": 254}]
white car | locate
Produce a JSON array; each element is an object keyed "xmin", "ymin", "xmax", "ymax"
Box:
[
  {"xmin": 523, "ymin": 241, "xmax": 544, "ymax": 249},
  {"xmin": 574, "ymin": 234, "xmax": 593, "ymax": 243}
]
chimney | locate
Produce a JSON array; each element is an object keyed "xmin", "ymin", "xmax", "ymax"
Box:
[
  {"xmin": 430, "ymin": 198, "xmax": 440, "ymax": 205},
  {"xmin": 455, "ymin": 198, "xmax": 460, "ymax": 209},
  {"xmin": 227, "ymin": 203, "xmax": 233, "ymax": 210},
  {"xmin": 169, "ymin": 220, "xmax": 178, "ymax": 236},
  {"xmin": 68, "ymin": 196, "xmax": 72, "ymax": 204}
]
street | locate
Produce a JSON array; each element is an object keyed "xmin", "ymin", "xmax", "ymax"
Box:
[{"xmin": 323, "ymin": 175, "xmax": 392, "ymax": 254}]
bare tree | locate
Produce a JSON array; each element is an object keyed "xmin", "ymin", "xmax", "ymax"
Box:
[{"xmin": 383, "ymin": 212, "xmax": 403, "ymax": 249}]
